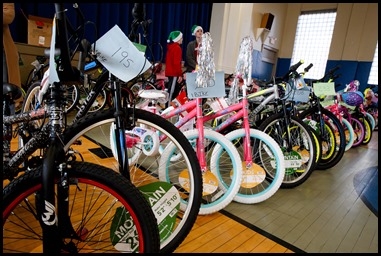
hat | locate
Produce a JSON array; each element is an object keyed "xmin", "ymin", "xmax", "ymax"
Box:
[
  {"xmin": 191, "ymin": 25, "xmax": 203, "ymax": 36},
  {"xmin": 167, "ymin": 31, "xmax": 183, "ymax": 43}
]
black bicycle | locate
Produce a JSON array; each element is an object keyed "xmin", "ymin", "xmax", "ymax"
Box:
[
  {"xmin": 14, "ymin": 3, "xmax": 203, "ymax": 253},
  {"xmin": 3, "ymin": 4, "xmax": 161, "ymax": 253}
]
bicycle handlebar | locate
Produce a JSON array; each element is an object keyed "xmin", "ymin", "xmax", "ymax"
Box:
[{"xmin": 304, "ymin": 63, "xmax": 313, "ymax": 73}]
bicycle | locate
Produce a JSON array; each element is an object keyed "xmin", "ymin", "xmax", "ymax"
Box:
[
  {"xmin": 297, "ymin": 64, "xmax": 355, "ymax": 152},
  {"xmin": 363, "ymin": 84, "xmax": 378, "ymax": 130},
  {"xmin": 11, "ymin": 3, "xmax": 204, "ymax": 253},
  {"xmin": 3, "ymin": 4, "xmax": 160, "ymax": 252},
  {"xmin": 295, "ymin": 65, "xmax": 346, "ymax": 170},
  {"xmin": 140, "ymin": 32, "xmax": 244, "ymax": 214},
  {"xmin": 339, "ymin": 80, "xmax": 373, "ymax": 146},
  {"xmin": 161, "ymin": 36, "xmax": 286, "ymax": 201}
]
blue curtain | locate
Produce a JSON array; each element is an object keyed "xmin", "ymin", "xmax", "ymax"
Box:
[{"xmin": 11, "ymin": 3, "xmax": 213, "ymax": 64}]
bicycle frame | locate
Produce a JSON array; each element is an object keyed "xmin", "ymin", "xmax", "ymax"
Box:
[{"xmin": 161, "ymin": 82, "xmax": 285, "ymax": 166}]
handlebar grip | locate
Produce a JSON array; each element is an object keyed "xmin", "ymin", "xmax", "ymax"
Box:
[
  {"xmin": 331, "ymin": 74, "xmax": 341, "ymax": 81},
  {"xmin": 304, "ymin": 63, "xmax": 313, "ymax": 72},
  {"xmin": 290, "ymin": 60, "xmax": 304, "ymax": 72},
  {"xmin": 328, "ymin": 65, "xmax": 340, "ymax": 75}
]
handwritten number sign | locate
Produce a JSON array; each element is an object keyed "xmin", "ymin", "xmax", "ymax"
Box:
[
  {"xmin": 93, "ymin": 25, "xmax": 150, "ymax": 82},
  {"xmin": 186, "ymin": 71, "xmax": 225, "ymax": 99}
]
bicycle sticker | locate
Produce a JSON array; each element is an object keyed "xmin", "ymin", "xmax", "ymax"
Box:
[
  {"xmin": 110, "ymin": 207, "xmax": 140, "ymax": 252},
  {"xmin": 139, "ymin": 181, "xmax": 180, "ymax": 243},
  {"xmin": 232, "ymin": 162, "xmax": 266, "ymax": 188},
  {"xmin": 179, "ymin": 170, "xmax": 219, "ymax": 196}
]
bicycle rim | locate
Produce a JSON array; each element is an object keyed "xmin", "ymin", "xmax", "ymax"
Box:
[{"xmin": 3, "ymin": 161, "xmax": 160, "ymax": 253}]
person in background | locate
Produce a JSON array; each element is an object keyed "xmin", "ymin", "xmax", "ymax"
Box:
[
  {"xmin": 185, "ymin": 25, "xmax": 203, "ymax": 72},
  {"xmin": 165, "ymin": 30, "xmax": 184, "ymax": 106}
]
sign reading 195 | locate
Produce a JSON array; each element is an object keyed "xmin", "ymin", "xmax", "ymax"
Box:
[{"xmin": 111, "ymin": 47, "xmax": 134, "ymax": 68}]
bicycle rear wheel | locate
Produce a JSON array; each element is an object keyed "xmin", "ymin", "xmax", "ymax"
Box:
[
  {"xmin": 3, "ymin": 161, "xmax": 160, "ymax": 253},
  {"xmin": 222, "ymin": 128, "xmax": 285, "ymax": 204}
]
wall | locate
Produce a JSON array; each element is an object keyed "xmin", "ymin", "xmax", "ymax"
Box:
[{"xmin": 210, "ymin": 3, "xmax": 378, "ymax": 91}]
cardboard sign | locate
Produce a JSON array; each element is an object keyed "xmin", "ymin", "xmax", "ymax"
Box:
[
  {"xmin": 186, "ymin": 71, "xmax": 225, "ymax": 99},
  {"xmin": 93, "ymin": 25, "xmax": 150, "ymax": 82},
  {"xmin": 313, "ymin": 82, "xmax": 336, "ymax": 97}
]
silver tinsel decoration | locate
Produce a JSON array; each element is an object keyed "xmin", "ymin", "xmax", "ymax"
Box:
[
  {"xmin": 196, "ymin": 32, "xmax": 215, "ymax": 88},
  {"xmin": 227, "ymin": 36, "xmax": 254, "ymax": 104}
]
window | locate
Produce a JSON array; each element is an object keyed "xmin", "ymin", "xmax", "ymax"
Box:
[
  {"xmin": 367, "ymin": 42, "xmax": 378, "ymax": 85},
  {"xmin": 291, "ymin": 10, "xmax": 337, "ymax": 80}
]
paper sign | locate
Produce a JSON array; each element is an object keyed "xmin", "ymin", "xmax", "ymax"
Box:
[
  {"xmin": 186, "ymin": 71, "xmax": 225, "ymax": 99},
  {"xmin": 285, "ymin": 83, "xmax": 311, "ymax": 103},
  {"xmin": 313, "ymin": 82, "xmax": 336, "ymax": 97},
  {"xmin": 93, "ymin": 25, "xmax": 150, "ymax": 82}
]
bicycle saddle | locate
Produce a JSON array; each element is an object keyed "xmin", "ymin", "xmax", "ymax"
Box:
[{"xmin": 3, "ymin": 82, "xmax": 23, "ymax": 100}]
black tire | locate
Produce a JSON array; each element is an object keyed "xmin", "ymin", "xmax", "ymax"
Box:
[
  {"xmin": 3, "ymin": 161, "xmax": 160, "ymax": 253},
  {"xmin": 298, "ymin": 105, "xmax": 346, "ymax": 170},
  {"xmin": 62, "ymin": 108, "xmax": 202, "ymax": 253},
  {"xmin": 258, "ymin": 113, "xmax": 317, "ymax": 188},
  {"xmin": 356, "ymin": 114, "xmax": 373, "ymax": 145}
]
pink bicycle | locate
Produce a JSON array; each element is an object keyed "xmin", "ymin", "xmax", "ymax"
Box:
[{"xmin": 161, "ymin": 36, "xmax": 285, "ymax": 204}]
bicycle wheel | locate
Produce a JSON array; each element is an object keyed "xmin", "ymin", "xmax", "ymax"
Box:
[
  {"xmin": 3, "ymin": 161, "xmax": 160, "ymax": 253},
  {"xmin": 365, "ymin": 112, "xmax": 376, "ymax": 131},
  {"xmin": 341, "ymin": 117, "xmax": 355, "ymax": 151},
  {"xmin": 357, "ymin": 114, "xmax": 373, "ymax": 145},
  {"xmin": 161, "ymin": 128, "xmax": 242, "ymax": 215},
  {"xmin": 298, "ymin": 106, "xmax": 346, "ymax": 170},
  {"xmin": 348, "ymin": 116, "xmax": 365, "ymax": 147},
  {"xmin": 221, "ymin": 128, "xmax": 285, "ymax": 204},
  {"xmin": 258, "ymin": 113, "xmax": 317, "ymax": 188},
  {"xmin": 62, "ymin": 108, "xmax": 202, "ymax": 253}
]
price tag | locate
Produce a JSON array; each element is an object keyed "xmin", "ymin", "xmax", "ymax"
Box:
[
  {"xmin": 186, "ymin": 71, "xmax": 225, "ymax": 99},
  {"xmin": 93, "ymin": 25, "xmax": 150, "ymax": 82},
  {"xmin": 313, "ymin": 82, "xmax": 336, "ymax": 97}
]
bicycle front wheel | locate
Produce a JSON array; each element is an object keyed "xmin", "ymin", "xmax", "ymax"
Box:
[
  {"xmin": 258, "ymin": 113, "xmax": 317, "ymax": 188},
  {"xmin": 164, "ymin": 128, "xmax": 243, "ymax": 215},
  {"xmin": 223, "ymin": 128, "xmax": 285, "ymax": 204},
  {"xmin": 3, "ymin": 161, "xmax": 160, "ymax": 253},
  {"xmin": 62, "ymin": 108, "xmax": 202, "ymax": 253}
]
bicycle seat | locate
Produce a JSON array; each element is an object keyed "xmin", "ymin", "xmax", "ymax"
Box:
[
  {"xmin": 3, "ymin": 82, "xmax": 23, "ymax": 100},
  {"xmin": 138, "ymin": 89, "xmax": 169, "ymax": 100}
]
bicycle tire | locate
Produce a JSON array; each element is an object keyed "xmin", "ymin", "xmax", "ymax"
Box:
[
  {"xmin": 222, "ymin": 128, "xmax": 285, "ymax": 204},
  {"xmin": 298, "ymin": 106, "xmax": 346, "ymax": 170},
  {"xmin": 348, "ymin": 116, "xmax": 366, "ymax": 147},
  {"xmin": 341, "ymin": 117, "xmax": 355, "ymax": 151},
  {"xmin": 258, "ymin": 113, "xmax": 317, "ymax": 188},
  {"xmin": 161, "ymin": 128, "xmax": 242, "ymax": 215},
  {"xmin": 3, "ymin": 161, "xmax": 160, "ymax": 253},
  {"xmin": 357, "ymin": 114, "xmax": 373, "ymax": 145},
  {"xmin": 61, "ymin": 108, "xmax": 202, "ymax": 253},
  {"xmin": 365, "ymin": 112, "xmax": 376, "ymax": 131}
]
